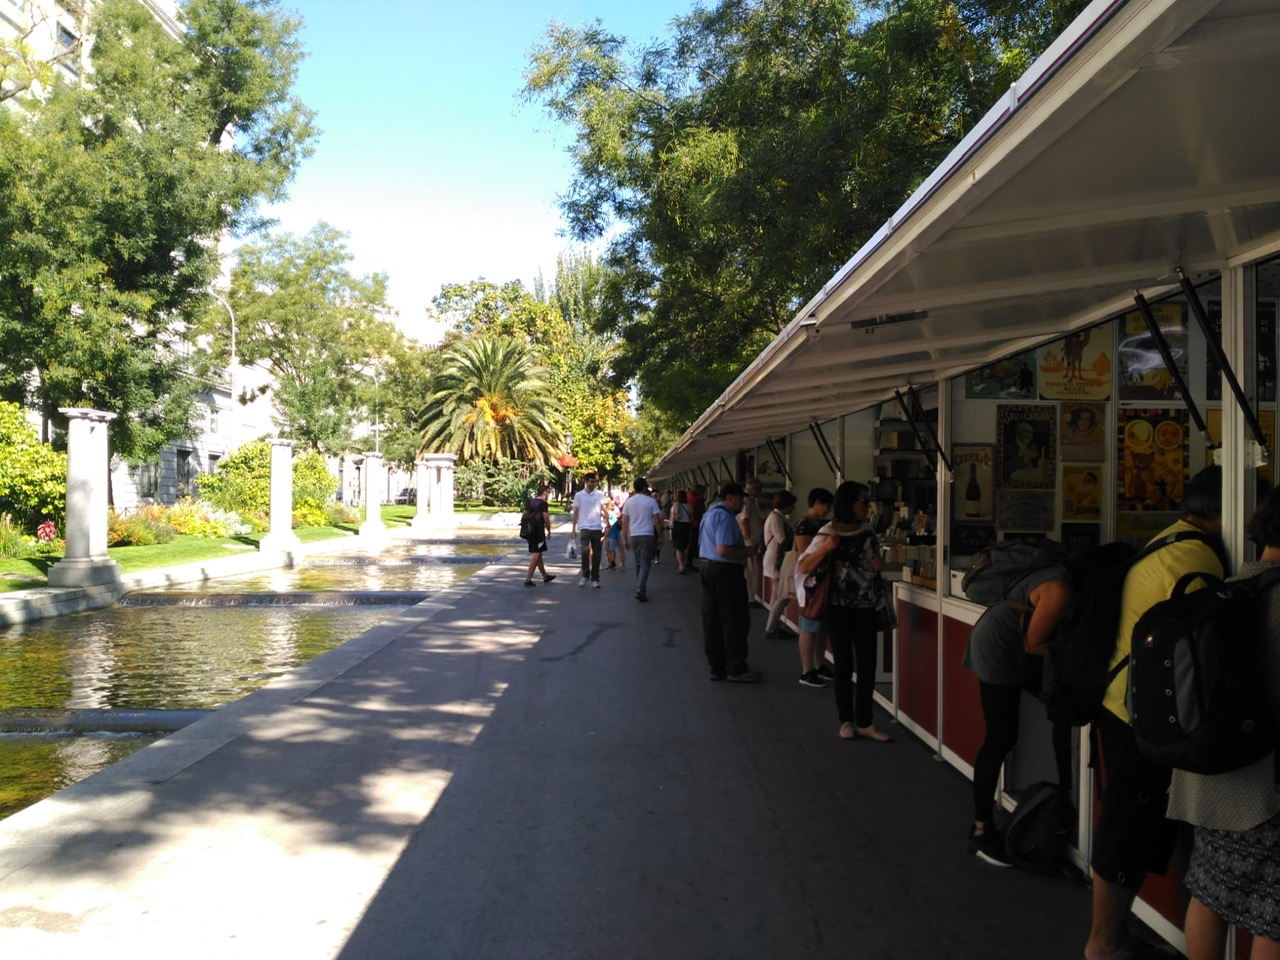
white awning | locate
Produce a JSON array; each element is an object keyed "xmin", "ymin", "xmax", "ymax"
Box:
[{"xmin": 653, "ymin": 0, "xmax": 1280, "ymax": 477}]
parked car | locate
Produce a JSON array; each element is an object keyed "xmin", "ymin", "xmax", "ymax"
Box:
[{"xmin": 394, "ymin": 487, "xmax": 417, "ymax": 505}]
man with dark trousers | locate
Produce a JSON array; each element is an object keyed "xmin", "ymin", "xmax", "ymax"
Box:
[{"xmin": 700, "ymin": 482, "xmax": 762, "ymax": 683}]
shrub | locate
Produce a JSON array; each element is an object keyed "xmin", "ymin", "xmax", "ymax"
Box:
[
  {"xmin": 0, "ymin": 402, "xmax": 67, "ymax": 531},
  {"xmin": 294, "ymin": 450, "xmax": 338, "ymax": 512},
  {"xmin": 108, "ymin": 509, "xmax": 157, "ymax": 546},
  {"xmin": 291, "ymin": 503, "xmax": 328, "ymax": 528},
  {"xmin": 324, "ymin": 501, "xmax": 359, "ymax": 526},
  {"xmin": 198, "ymin": 441, "xmax": 339, "ymax": 520},
  {"xmin": 165, "ymin": 499, "xmax": 233, "ymax": 538},
  {"xmin": 0, "ymin": 513, "xmax": 34, "ymax": 558}
]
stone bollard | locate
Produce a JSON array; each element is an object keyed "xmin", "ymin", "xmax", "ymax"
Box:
[
  {"xmin": 48, "ymin": 408, "xmax": 122, "ymax": 588},
  {"xmin": 259, "ymin": 438, "xmax": 301, "ymax": 554},
  {"xmin": 359, "ymin": 452, "xmax": 389, "ymax": 544}
]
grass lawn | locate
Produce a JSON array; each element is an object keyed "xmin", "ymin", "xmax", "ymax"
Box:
[{"xmin": 0, "ymin": 525, "xmax": 353, "ymax": 592}]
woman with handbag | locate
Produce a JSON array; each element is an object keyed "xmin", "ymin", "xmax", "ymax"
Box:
[{"xmin": 796, "ymin": 481, "xmax": 892, "ymax": 741}]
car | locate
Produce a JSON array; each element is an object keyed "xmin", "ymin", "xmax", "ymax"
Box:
[{"xmin": 393, "ymin": 487, "xmax": 417, "ymax": 505}]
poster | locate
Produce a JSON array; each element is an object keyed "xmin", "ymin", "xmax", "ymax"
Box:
[
  {"xmin": 1061, "ymin": 522, "xmax": 1101, "ymax": 557},
  {"xmin": 1205, "ymin": 408, "xmax": 1276, "ymax": 485},
  {"xmin": 1205, "ymin": 299, "xmax": 1277, "ymax": 403},
  {"xmin": 996, "ymin": 490, "xmax": 1055, "ymax": 532},
  {"xmin": 965, "ymin": 350, "xmax": 1038, "ymax": 400},
  {"xmin": 996, "ymin": 404, "xmax": 1056, "ymax": 489},
  {"xmin": 1038, "ymin": 330, "xmax": 1112, "ymax": 400},
  {"xmin": 1062, "ymin": 465, "xmax": 1103, "ymax": 521},
  {"xmin": 952, "ymin": 444, "xmax": 994, "ymax": 521},
  {"xmin": 1117, "ymin": 407, "xmax": 1189, "ymax": 511},
  {"xmin": 1060, "ymin": 402, "xmax": 1106, "ymax": 461},
  {"xmin": 1118, "ymin": 302, "xmax": 1187, "ymax": 401},
  {"xmin": 1117, "ymin": 511, "xmax": 1181, "ymax": 549}
]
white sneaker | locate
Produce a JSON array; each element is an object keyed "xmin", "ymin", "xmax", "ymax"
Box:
[
  {"xmin": 578, "ymin": 576, "xmax": 588, "ymax": 587},
  {"xmin": 592, "ymin": 580, "xmax": 601, "ymax": 588}
]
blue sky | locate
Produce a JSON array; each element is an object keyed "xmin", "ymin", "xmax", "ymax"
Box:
[{"xmin": 264, "ymin": 0, "xmax": 694, "ymax": 341}]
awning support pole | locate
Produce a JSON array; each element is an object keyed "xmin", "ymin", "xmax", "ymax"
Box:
[
  {"xmin": 902, "ymin": 384, "xmax": 954, "ymax": 481},
  {"xmin": 721, "ymin": 457, "xmax": 734, "ymax": 482},
  {"xmin": 808, "ymin": 421, "xmax": 840, "ymax": 479},
  {"xmin": 1133, "ymin": 293, "xmax": 1215, "ymax": 449},
  {"xmin": 1177, "ymin": 268, "xmax": 1270, "ymax": 463},
  {"xmin": 764, "ymin": 438, "xmax": 792, "ymax": 485}
]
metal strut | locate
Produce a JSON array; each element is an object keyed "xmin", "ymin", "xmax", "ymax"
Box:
[
  {"xmin": 1132, "ymin": 293, "xmax": 1215, "ymax": 449},
  {"xmin": 808, "ymin": 421, "xmax": 840, "ymax": 479},
  {"xmin": 764, "ymin": 438, "xmax": 792, "ymax": 485}
]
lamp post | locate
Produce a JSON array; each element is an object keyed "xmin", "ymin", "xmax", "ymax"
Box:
[{"xmin": 210, "ymin": 292, "xmax": 237, "ymax": 450}]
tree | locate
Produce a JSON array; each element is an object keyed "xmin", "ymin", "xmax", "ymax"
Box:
[
  {"xmin": 223, "ymin": 222, "xmax": 398, "ymax": 453},
  {"xmin": 523, "ymin": 0, "xmax": 1090, "ymax": 427},
  {"xmin": 417, "ymin": 337, "xmax": 565, "ymax": 466},
  {"xmin": 0, "ymin": 0, "xmax": 317, "ymax": 461}
]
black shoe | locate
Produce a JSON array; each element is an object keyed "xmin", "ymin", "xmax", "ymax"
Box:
[
  {"xmin": 542, "ymin": 574, "xmax": 557, "ymax": 583},
  {"xmin": 523, "ymin": 580, "xmax": 535, "ymax": 587},
  {"xmin": 708, "ymin": 670, "xmax": 727, "ymax": 682},
  {"xmin": 816, "ymin": 663, "xmax": 835, "ymax": 680},
  {"xmin": 798, "ymin": 670, "xmax": 826, "ymax": 688},
  {"xmin": 726, "ymin": 668, "xmax": 763, "ymax": 684},
  {"xmin": 967, "ymin": 827, "xmax": 1012, "ymax": 867},
  {"xmin": 635, "ymin": 591, "xmax": 647, "ymax": 602}
]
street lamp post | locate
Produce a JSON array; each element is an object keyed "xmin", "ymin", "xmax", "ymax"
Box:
[{"xmin": 210, "ymin": 292, "xmax": 237, "ymax": 451}]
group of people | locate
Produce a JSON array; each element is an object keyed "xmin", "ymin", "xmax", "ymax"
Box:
[{"xmin": 964, "ymin": 465, "xmax": 1280, "ymax": 960}]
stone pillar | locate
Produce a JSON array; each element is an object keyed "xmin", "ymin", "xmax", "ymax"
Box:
[
  {"xmin": 259, "ymin": 438, "xmax": 301, "ymax": 554},
  {"xmin": 410, "ymin": 459, "xmax": 431, "ymax": 534},
  {"xmin": 358, "ymin": 451, "xmax": 388, "ymax": 543},
  {"xmin": 48, "ymin": 408, "xmax": 122, "ymax": 588},
  {"xmin": 421, "ymin": 453, "xmax": 457, "ymax": 532}
]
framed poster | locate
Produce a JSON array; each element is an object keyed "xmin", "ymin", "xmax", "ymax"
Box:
[
  {"xmin": 1118, "ymin": 302, "xmax": 1187, "ymax": 401},
  {"xmin": 1062, "ymin": 465, "xmax": 1103, "ymax": 521},
  {"xmin": 952, "ymin": 444, "xmax": 994, "ymax": 521},
  {"xmin": 1118, "ymin": 408, "xmax": 1189, "ymax": 511},
  {"xmin": 1061, "ymin": 522, "xmax": 1101, "ymax": 557},
  {"xmin": 996, "ymin": 404, "xmax": 1056, "ymax": 489},
  {"xmin": 996, "ymin": 490, "xmax": 1054, "ymax": 532},
  {"xmin": 952, "ymin": 523, "xmax": 997, "ymax": 558},
  {"xmin": 965, "ymin": 350, "xmax": 1038, "ymax": 400},
  {"xmin": 1060, "ymin": 402, "xmax": 1106, "ymax": 462},
  {"xmin": 1038, "ymin": 330, "xmax": 1112, "ymax": 400}
]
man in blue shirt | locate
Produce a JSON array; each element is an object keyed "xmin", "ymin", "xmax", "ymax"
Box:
[{"xmin": 699, "ymin": 483, "xmax": 761, "ymax": 682}]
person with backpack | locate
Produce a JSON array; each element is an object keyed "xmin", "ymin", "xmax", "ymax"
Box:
[
  {"xmin": 762, "ymin": 490, "xmax": 798, "ymax": 640},
  {"xmin": 1085, "ymin": 466, "xmax": 1226, "ymax": 960},
  {"xmin": 962, "ymin": 560, "xmax": 1073, "ymax": 867},
  {"xmin": 520, "ymin": 485, "xmax": 556, "ymax": 587},
  {"xmin": 792, "ymin": 488, "xmax": 836, "ymax": 688},
  {"xmin": 796, "ymin": 481, "xmax": 891, "ymax": 740},
  {"xmin": 1165, "ymin": 488, "xmax": 1280, "ymax": 960}
]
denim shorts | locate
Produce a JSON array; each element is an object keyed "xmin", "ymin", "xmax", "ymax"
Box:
[{"xmin": 799, "ymin": 615, "xmax": 822, "ymax": 634}]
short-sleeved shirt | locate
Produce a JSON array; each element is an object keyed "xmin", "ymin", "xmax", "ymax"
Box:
[
  {"xmin": 699, "ymin": 501, "xmax": 745, "ymax": 565},
  {"xmin": 739, "ymin": 496, "xmax": 764, "ymax": 543},
  {"xmin": 1103, "ymin": 520, "xmax": 1224, "ymax": 722},
  {"xmin": 574, "ymin": 488, "xmax": 607, "ymax": 532},
  {"xmin": 620, "ymin": 492, "xmax": 662, "ymax": 537},
  {"xmin": 525, "ymin": 497, "xmax": 548, "ymax": 535},
  {"xmin": 962, "ymin": 564, "xmax": 1066, "ymax": 686}
]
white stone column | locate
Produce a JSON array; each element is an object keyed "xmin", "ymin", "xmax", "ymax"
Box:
[
  {"xmin": 48, "ymin": 408, "xmax": 122, "ymax": 588},
  {"xmin": 259, "ymin": 438, "xmax": 301, "ymax": 554},
  {"xmin": 359, "ymin": 451, "xmax": 388, "ymax": 543},
  {"xmin": 421, "ymin": 453, "xmax": 457, "ymax": 531},
  {"xmin": 410, "ymin": 459, "xmax": 431, "ymax": 534}
]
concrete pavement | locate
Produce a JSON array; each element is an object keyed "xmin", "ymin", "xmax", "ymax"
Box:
[{"xmin": 0, "ymin": 541, "xmax": 1094, "ymax": 958}]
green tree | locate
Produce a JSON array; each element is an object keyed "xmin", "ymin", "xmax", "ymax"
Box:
[
  {"xmin": 417, "ymin": 337, "xmax": 565, "ymax": 466},
  {"xmin": 0, "ymin": 401, "xmax": 67, "ymax": 531},
  {"xmin": 0, "ymin": 0, "xmax": 316, "ymax": 461},
  {"xmin": 524, "ymin": 0, "xmax": 1089, "ymax": 426},
  {"xmin": 223, "ymin": 223, "xmax": 399, "ymax": 453},
  {"xmin": 198, "ymin": 439, "xmax": 338, "ymax": 518}
]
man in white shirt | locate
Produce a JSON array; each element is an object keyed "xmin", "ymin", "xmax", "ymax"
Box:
[
  {"xmin": 620, "ymin": 477, "xmax": 664, "ymax": 602},
  {"xmin": 571, "ymin": 473, "xmax": 608, "ymax": 587}
]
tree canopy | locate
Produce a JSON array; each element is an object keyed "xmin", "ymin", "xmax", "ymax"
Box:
[
  {"xmin": 0, "ymin": 0, "xmax": 316, "ymax": 460},
  {"xmin": 524, "ymin": 0, "xmax": 1090, "ymax": 427}
]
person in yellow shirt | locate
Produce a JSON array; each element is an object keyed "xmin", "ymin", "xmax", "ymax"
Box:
[{"xmin": 1085, "ymin": 466, "xmax": 1226, "ymax": 960}]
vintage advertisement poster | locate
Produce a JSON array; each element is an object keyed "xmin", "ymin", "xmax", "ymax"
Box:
[
  {"xmin": 1205, "ymin": 299, "xmax": 1277, "ymax": 403},
  {"xmin": 1117, "ymin": 302, "xmax": 1187, "ymax": 401},
  {"xmin": 952, "ymin": 444, "xmax": 994, "ymax": 521},
  {"xmin": 1117, "ymin": 407, "xmax": 1189, "ymax": 511},
  {"xmin": 1205, "ymin": 408, "xmax": 1276, "ymax": 485},
  {"xmin": 996, "ymin": 490, "xmax": 1055, "ymax": 532},
  {"xmin": 995, "ymin": 404, "xmax": 1056, "ymax": 489},
  {"xmin": 965, "ymin": 350, "xmax": 1038, "ymax": 400},
  {"xmin": 1060, "ymin": 401, "xmax": 1107, "ymax": 461},
  {"xmin": 1061, "ymin": 465, "xmax": 1103, "ymax": 521},
  {"xmin": 1038, "ymin": 329, "xmax": 1112, "ymax": 400}
]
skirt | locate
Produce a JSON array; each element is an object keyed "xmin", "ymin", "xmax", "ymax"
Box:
[{"xmin": 1184, "ymin": 811, "xmax": 1280, "ymax": 941}]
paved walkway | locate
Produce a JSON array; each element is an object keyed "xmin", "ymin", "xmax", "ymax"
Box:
[{"xmin": 0, "ymin": 539, "xmax": 1095, "ymax": 959}]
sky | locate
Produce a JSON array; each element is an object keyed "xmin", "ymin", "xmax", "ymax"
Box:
[{"xmin": 263, "ymin": 0, "xmax": 695, "ymax": 343}]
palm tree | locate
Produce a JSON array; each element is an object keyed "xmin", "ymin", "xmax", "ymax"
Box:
[{"xmin": 416, "ymin": 337, "xmax": 565, "ymax": 465}]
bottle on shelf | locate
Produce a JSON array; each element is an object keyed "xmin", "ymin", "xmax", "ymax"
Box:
[{"xmin": 964, "ymin": 462, "xmax": 981, "ymax": 518}]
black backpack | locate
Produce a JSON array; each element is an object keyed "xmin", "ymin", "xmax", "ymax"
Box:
[
  {"xmin": 1128, "ymin": 567, "xmax": 1280, "ymax": 776},
  {"xmin": 1003, "ymin": 781, "xmax": 1076, "ymax": 873},
  {"xmin": 519, "ymin": 502, "xmax": 541, "ymax": 540},
  {"xmin": 1040, "ymin": 531, "xmax": 1217, "ymax": 727},
  {"xmin": 961, "ymin": 538, "xmax": 1072, "ymax": 606}
]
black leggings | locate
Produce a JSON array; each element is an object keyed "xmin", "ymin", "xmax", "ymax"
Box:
[
  {"xmin": 827, "ymin": 605, "xmax": 879, "ymax": 727},
  {"xmin": 973, "ymin": 680, "xmax": 1072, "ymax": 824}
]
